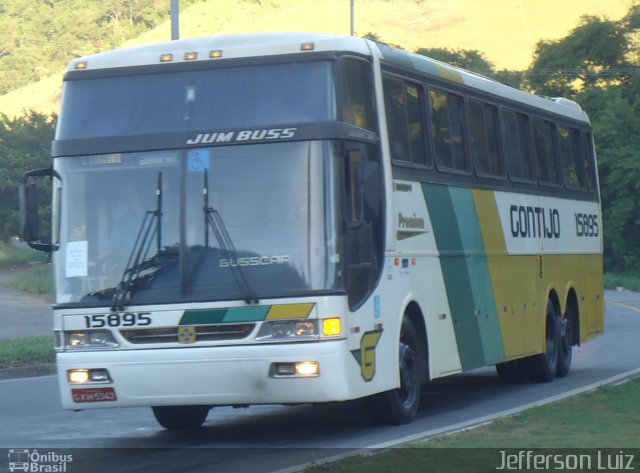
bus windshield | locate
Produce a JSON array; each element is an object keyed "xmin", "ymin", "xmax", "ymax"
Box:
[
  {"xmin": 56, "ymin": 61, "xmax": 336, "ymax": 140},
  {"xmin": 53, "ymin": 141, "xmax": 344, "ymax": 306}
]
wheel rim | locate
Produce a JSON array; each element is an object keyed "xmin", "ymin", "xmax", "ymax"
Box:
[
  {"xmin": 398, "ymin": 342, "xmax": 419, "ymax": 407},
  {"xmin": 545, "ymin": 305, "xmax": 558, "ymax": 367},
  {"xmin": 560, "ymin": 317, "xmax": 572, "ymax": 357}
]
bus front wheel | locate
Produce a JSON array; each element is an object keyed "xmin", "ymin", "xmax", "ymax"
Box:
[
  {"xmin": 151, "ymin": 405, "xmax": 210, "ymax": 430},
  {"xmin": 366, "ymin": 317, "xmax": 422, "ymax": 425}
]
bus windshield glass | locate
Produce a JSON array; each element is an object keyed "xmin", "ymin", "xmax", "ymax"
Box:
[
  {"xmin": 53, "ymin": 141, "xmax": 343, "ymax": 306},
  {"xmin": 56, "ymin": 61, "xmax": 336, "ymax": 139}
]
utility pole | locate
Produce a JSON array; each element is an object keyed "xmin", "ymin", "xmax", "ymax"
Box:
[
  {"xmin": 350, "ymin": 0, "xmax": 355, "ymax": 36},
  {"xmin": 171, "ymin": 0, "xmax": 180, "ymax": 40}
]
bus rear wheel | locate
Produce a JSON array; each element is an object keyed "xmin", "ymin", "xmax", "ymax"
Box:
[
  {"xmin": 151, "ymin": 405, "xmax": 210, "ymax": 430},
  {"xmin": 556, "ymin": 314, "xmax": 573, "ymax": 378},
  {"xmin": 528, "ymin": 299, "xmax": 560, "ymax": 383},
  {"xmin": 366, "ymin": 317, "xmax": 422, "ymax": 425}
]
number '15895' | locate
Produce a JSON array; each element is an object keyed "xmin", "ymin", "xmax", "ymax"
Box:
[{"xmin": 84, "ymin": 312, "xmax": 152, "ymax": 328}]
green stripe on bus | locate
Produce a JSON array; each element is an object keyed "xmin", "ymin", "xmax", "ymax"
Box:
[
  {"xmin": 180, "ymin": 309, "xmax": 227, "ymax": 325},
  {"xmin": 223, "ymin": 306, "xmax": 271, "ymax": 322},
  {"xmin": 181, "ymin": 306, "xmax": 270, "ymax": 324},
  {"xmin": 422, "ymin": 183, "xmax": 505, "ymax": 369},
  {"xmin": 450, "ymin": 188, "xmax": 505, "ymax": 365}
]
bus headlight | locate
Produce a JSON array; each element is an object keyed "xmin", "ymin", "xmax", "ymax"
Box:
[
  {"xmin": 65, "ymin": 330, "xmax": 119, "ymax": 349},
  {"xmin": 256, "ymin": 320, "xmax": 318, "ymax": 341}
]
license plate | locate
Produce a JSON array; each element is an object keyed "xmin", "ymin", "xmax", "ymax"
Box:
[{"xmin": 72, "ymin": 387, "xmax": 117, "ymax": 403}]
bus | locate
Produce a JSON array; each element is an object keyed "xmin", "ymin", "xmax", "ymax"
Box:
[{"xmin": 20, "ymin": 33, "xmax": 604, "ymax": 430}]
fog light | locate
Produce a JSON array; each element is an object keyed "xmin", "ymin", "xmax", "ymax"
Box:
[
  {"xmin": 68, "ymin": 369, "xmax": 89, "ymax": 384},
  {"xmin": 68, "ymin": 368, "xmax": 112, "ymax": 384},
  {"xmin": 89, "ymin": 369, "xmax": 112, "ymax": 383},
  {"xmin": 295, "ymin": 361, "xmax": 319, "ymax": 376},
  {"xmin": 274, "ymin": 363, "xmax": 296, "ymax": 376},
  {"xmin": 271, "ymin": 361, "xmax": 319, "ymax": 377}
]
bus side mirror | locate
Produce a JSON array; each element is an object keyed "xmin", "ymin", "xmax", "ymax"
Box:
[
  {"xmin": 19, "ymin": 167, "xmax": 60, "ymax": 252},
  {"xmin": 19, "ymin": 183, "xmax": 40, "ymax": 243}
]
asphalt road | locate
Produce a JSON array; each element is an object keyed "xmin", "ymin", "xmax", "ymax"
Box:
[
  {"xmin": 0, "ymin": 293, "xmax": 639, "ymax": 472},
  {"xmin": 0, "ymin": 269, "xmax": 51, "ymax": 340}
]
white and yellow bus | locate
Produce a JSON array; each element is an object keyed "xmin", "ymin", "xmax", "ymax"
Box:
[{"xmin": 21, "ymin": 33, "xmax": 604, "ymax": 429}]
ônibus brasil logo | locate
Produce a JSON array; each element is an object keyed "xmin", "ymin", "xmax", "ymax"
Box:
[{"xmin": 8, "ymin": 449, "xmax": 73, "ymax": 472}]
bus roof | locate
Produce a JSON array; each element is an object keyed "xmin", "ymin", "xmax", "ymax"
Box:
[
  {"xmin": 66, "ymin": 32, "xmax": 371, "ymax": 71},
  {"xmin": 66, "ymin": 32, "xmax": 589, "ymax": 124}
]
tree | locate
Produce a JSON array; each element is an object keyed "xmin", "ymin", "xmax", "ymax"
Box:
[
  {"xmin": 526, "ymin": 16, "xmax": 630, "ymax": 97},
  {"xmin": 0, "ymin": 0, "xmax": 205, "ymax": 95},
  {"xmin": 526, "ymin": 8, "xmax": 640, "ymax": 273},
  {"xmin": 0, "ymin": 111, "xmax": 56, "ymax": 241},
  {"xmin": 576, "ymin": 87, "xmax": 640, "ymax": 272}
]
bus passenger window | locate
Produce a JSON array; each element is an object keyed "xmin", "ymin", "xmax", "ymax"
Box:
[
  {"xmin": 469, "ymin": 100, "xmax": 502, "ymax": 176},
  {"xmin": 383, "ymin": 77, "xmax": 428, "ymax": 165},
  {"xmin": 582, "ymin": 132, "xmax": 598, "ymax": 192},
  {"xmin": 383, "ymin": 77, "xmax": 410, "ymax": 161},
  {"xmin": 341, "ymin": 58, "xmax": 377, "ymax": 132},
  {"xmin": 405, "ymin": 84, "xmax": 427, "ymax": 165},
  {"xmin": 429, "ymin": 88, "xmax": 467, "ymax": 172},
  {"xmin": 533, "ymin": 118, "xmax": 560, "ymax": 185},
  {"xmin": 559, "ymin": 125, "xmax": 584, "ymax": 189},
  {"xmin": 503, "ymin": 109, "xmax": 534, "ymax": 181}
]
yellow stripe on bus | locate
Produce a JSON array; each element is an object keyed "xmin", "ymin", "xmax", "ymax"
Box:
[
  {"xmin": 472, "ymin": 189, "xmax": 529, "ymax": 359},
  {"xmin": 265, "ymin": 303, "xmax": 316, "ymax": 320}
]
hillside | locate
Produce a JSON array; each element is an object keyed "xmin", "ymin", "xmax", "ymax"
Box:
[{"xmin": 0, "ymin": 0, "xmax": 633, "ymax": 117}]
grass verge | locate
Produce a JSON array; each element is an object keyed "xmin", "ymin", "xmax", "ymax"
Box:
[
  {"xmin": 0, "ymin": 240, "xmax": 46, "ymax": 268},
  {"xmin": 0, "ymin": 239, "xmax": 52, "ymax": 299},
  {"xmin": 0, "ymin": 335, "xmax": 55, "ymax": 369},
  {"xmin": 306, "ymin": 378, "xmax": 640, "ymax": 472},
  {"xmin": 604, "ymin": 272, "xmax": 640, "ymax": 292},
  {"xmin": 2, "ymin": 263, "xmax": 52, "ymax": 299}
]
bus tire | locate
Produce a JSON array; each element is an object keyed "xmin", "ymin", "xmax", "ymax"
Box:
[
  {"xmin": 528, "ymin": 299, "xmax": 560, "ymax": 383},
  {"xmin": 556, "ymin": 314, "xmax": 573, "ymax": 378},
  {"xmin": 366, "ymin": 317, "xmax": 422, "ymax": 425},
  {"xmin": 151, "ymin": 405, "xmax": 210, "ymax": 430}
]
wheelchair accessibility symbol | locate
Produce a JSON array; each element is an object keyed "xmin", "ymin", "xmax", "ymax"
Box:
[{"xmin": 187, "ymin": 149, "xmax": 211, "ymax": 173}]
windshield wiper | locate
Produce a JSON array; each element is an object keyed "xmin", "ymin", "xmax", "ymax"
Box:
[
  {"xmin": 111, "ymin": 172, "xmax": 166, "ymax": 312},
  {"xmin": 203, "ymin": 169, "xmax": 259, "ymax": 305}
]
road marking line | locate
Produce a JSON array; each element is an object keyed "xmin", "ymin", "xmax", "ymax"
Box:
[
  {"xmin": 607, "ymin": 300, "xmax": 640, "ymax": 313},
  {"xmin": 0, "ymin": 374, "xmax": 57, "ymax": 384}
]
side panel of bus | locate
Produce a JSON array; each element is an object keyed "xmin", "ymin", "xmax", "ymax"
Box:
[{"xmin": 392, "ymin": 179, "xmax": 603, "ymax": 377}]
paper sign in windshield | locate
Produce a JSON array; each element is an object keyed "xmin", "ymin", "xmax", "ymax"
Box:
[{"xmin": 66, "ymin": 240, "xmax": 88, "ymax": 278}]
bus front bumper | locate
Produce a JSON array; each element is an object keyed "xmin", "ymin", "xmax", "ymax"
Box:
[{"xmin": 57, "ymin": 340, "xmax": 352, "ymax": 409}]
